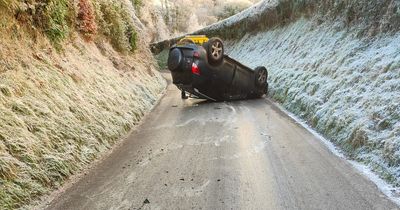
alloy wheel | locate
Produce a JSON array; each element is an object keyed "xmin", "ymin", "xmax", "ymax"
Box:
[
  {"xmin": 211, "ymin": 42, "xmax": 223, "ymax": 59},
  {"xmin": 258, "ymin": 70, "xmax": 267, "ymax": 84}
]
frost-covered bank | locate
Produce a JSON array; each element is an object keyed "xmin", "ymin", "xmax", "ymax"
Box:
[
  {"xmin": 227, "ymin": 19, "xmax": 400, "ymax": 185},
  {"xmin": 0, "ymin": 0, "xmax": 165, "ymax": 209},
  {"xmin": 223, "ymin": 0, "xmax": 400, "ymax": 186},
  {"xmin": 153, "ymin": 0, "xmax": 400, "ymax": 186}
]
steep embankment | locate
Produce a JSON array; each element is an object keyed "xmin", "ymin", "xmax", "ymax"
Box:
[
  {"xmin": 153, "ymin": 0, "xmax": 400, "ymax": 186},
  {"xmin": 0, "ymin": 0, "xmax": 165, "ymax": 209}
]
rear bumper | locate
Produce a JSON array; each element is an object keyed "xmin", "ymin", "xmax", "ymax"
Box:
[{"xmin": 175, "ymin": 84, "xmax": 217, "ymax": 101}]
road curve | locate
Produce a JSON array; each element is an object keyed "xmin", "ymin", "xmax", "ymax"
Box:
[{"xmin": 46, "ymin": 74, "xmax": 398, "ymax": 210}]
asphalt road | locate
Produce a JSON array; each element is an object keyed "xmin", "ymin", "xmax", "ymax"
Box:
[{"xmin": 46, "ymin": 74, "xmax": 398, "ymax": 210}]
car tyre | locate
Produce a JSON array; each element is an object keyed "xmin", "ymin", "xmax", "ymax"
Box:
[
  {"xmin": 250, "ymin": 66, "xmax": 268, "ymax": 98},
  {"xmin": 206, "ymin": 37, "xmax": 224, "ymax": 66},
  {"xmin": 168, "ymin": 48, "xmax": 183, "ymax": 71},
  {"xmin": 254, "ymin": 66, "xmax": 268, "ymax": 88}
]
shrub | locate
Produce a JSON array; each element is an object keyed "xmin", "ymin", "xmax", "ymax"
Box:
[
  {"xmin": 127, "ymin": 26, "xmax": 138, "ymax": 51},
  {"xmin": 122, "ymin": 5, "xmax": 138, "ymax": 52},
  {"xmin": 3, "ymin": 0, "xmax": 138, "ymax": 52},
  {"xmin": 131, "ymin": 0, "xmax": 142, "ymax": 12},
  {"xmin": 98, "ymin": 1, "xmax": 138, "ymax": 53},
  {"xmin": 77, "ymin": 0, "xmax": 97, "ymax": 41},
  {"xmin": 100, "ymin": 2, "xmax": 130, "ymax": 52},
  {"xmin": 92, "ymin": 0, "xmax": 110, "ymax": 36},
  {"xmin": 10, "ymin": 0, "xmax": 74, "ymax": 49},
  {"xmin": 44, "ymin": 0, "xmax": 71, "ymax": 47}
]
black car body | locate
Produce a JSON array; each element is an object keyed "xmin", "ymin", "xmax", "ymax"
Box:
[{"xmin": 167, "ymin": 37, "xmax": 268, "ymax": 101}]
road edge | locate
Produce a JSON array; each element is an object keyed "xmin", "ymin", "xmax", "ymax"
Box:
[
  {"xmin": 266, "ymin": 98, "xmax": 400, "ymax": 207},
  {"xmin": 29, "ymin": 75, "xmax": 169, "ymax": 210}
]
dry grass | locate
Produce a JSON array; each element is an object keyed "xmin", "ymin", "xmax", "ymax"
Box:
[
  {"xmin": 77, "ymin": 0, "xmax": 97, "ymax": 41},
  {"xmin": 0, "ymin": 2, "xmax": 165, "ymax": 209},
  {"xmin": 0, "ymin": 32, "xmax": 165, "ymax": 209}
]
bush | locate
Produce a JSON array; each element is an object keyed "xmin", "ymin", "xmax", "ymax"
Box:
[
  {"xmin": 8, "ymin": 0, "xmax": 74, "ymax": 49},
  {"xmin": 98, "ymin": 1, "xmax": 138, "ymax": 53},
  {"xmin": 77, "ymin": 0, "xmax": 97, "ymax": 41},
  {"xmin": 131, "ymin": 0, "xmax": 142, "ymax": 12},
  {"xmin": 92, "ymin": 0, "xmax": 110, "ymax": 36},
  {"xmin": 127, "ymin": 26, "xmax": 138, "ymax": 51},
  {"xmin": 100, "ymin": 2, "xmax": 130, "ymax": 52},
  {"xmin": 43, "ymin": 0, "xmax": 71, "ymax": 47},
  {"xmin": 2, "ymin": 0, "xmax": 138, "ymax": 52}
]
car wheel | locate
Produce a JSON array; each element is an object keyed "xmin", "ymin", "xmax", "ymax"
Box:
[
  {"xmin": 168, "ymin": 48, "xmax": 183, "ymax": 71},
  {"xmin": 254, "ymin": 66, "xmax": 268, "ymax": 88},
  {"xmin": 206, "ymin": 37, "xmax": 224, "ymax": 65}
]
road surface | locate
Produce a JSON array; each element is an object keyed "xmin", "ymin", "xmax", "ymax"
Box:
[{"xmin": 46, "ymin": 74, "xmax": 398, "ymax": 210}]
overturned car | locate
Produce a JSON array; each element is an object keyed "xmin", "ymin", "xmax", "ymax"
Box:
[{"xmin": 167, "ymin": 35, "xmax": 268, "ymax": 101}]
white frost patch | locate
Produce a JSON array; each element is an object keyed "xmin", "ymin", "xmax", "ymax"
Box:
[
  {"xmin": 275, "ymin": 103, "xmax": 346, "ymax": 159},
  {"xmin": 273, "ymin": 101, "xmax": 400, "ymax": 206},
  {"xmin": 225, "ymin": 16, "xmax": 400, "ymax": 191}
]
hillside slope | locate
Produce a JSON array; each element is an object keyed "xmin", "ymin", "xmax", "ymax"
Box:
[
  {"xmin": 0, "ymin": 0, "xmax": 165, "ymax": 209},
  {"xmin": 153, "ymin": 0, "xmax": 400, "ymax": 187},
  {"xmin": 227, "ymin": 18, "xmax": 400, "ymax": 185}
]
